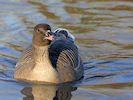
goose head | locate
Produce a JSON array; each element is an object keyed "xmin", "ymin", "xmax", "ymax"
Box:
[
  {"xmin": 32, "ymin": 23, "xmax": 55, "ymax": 46},
  {"xmin": 54, "ymin": 28, "xmax": 75, "ymax": 42}
]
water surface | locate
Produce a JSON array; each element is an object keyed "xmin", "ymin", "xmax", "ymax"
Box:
[{"xmin": 0, "ymin": 0, "xmax": 133, "ymax": 100}]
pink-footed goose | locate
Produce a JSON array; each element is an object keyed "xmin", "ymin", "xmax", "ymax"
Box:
[{"xmin": 14, "ymin": 24, "xmax": 84, "ymax": 84}]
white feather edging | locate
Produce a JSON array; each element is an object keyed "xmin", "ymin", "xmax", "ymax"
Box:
[{"xmin": 54, "ymin": 28, "xmax": 75, "ymax": 41}]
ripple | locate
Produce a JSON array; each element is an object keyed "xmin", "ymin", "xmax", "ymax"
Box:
[{"xmin": 0, "ymin": 0, "xmax": 133, "ymax": 99}]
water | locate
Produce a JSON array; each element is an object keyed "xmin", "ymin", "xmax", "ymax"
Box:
[{"xmin": 0, "ymin": 0, "xmax": 133, "ymax": 100}]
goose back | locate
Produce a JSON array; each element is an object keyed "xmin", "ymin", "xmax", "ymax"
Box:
[{"xmin": 49, "ymin": 39, "xmax": 83, "ymax": 82}]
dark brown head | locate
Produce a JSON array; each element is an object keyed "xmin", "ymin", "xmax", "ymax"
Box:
[{"xmin": 32, "ymin": 23, "xmax": 54, "ymax": 46}]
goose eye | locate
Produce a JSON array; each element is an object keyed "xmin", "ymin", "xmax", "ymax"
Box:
[{"xmin": 37, "ymin": 29, "xmax": 40, "ymax": 33}]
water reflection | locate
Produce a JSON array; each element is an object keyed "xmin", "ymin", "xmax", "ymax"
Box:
[{"xmin": 21, "ymin": 84, "xmax": 77, "ymax": 100}]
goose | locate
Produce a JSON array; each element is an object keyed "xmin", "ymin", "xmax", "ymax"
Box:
[{"xmin": 14, "ymin": 23, "xmax": 84, "ymax": 84}]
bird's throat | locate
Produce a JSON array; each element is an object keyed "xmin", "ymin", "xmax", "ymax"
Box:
[{"xmin": 32, "ymin": 45, "xmax": 51, "ymax": 65}]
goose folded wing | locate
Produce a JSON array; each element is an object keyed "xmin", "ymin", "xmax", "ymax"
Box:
[{"xmin": 49, "ymin": 39, "xmax": 79, "ymax": 69}]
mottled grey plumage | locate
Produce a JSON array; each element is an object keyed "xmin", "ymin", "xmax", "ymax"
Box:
[
  {"xmin": 14, "ymin": 24, "xmax": 84, "ymax": 84},
  {"xmin": 49, "ymin": 38, "xmax": 83, "ymax": 82}
]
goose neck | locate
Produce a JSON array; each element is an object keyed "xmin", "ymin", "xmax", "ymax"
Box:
[{"xmin": 32, "ymin": 45, "xmax": 50, "ymax": 63}]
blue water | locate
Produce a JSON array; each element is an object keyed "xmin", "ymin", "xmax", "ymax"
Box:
[{"xmin": 0, "ymin": 0, "xmax": 133, "ymax": 100}]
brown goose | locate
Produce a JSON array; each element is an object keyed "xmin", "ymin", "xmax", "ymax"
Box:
[{"xmin": 14, "ymin": 23, "xmax": 84, "ymax": 84}]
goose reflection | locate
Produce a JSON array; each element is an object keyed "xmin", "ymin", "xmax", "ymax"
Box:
[{"xmin": 21, "ymin": 84, "xmax": 77, "ymax": 100}]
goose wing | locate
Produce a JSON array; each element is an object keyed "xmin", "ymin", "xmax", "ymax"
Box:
[
  {"xmin": 14, "ymin": 47, "xmax": 35, "ymax": 79},
  {"xmin": 49, "ymin": 39, "xmax": 83, "ymax": 81}
]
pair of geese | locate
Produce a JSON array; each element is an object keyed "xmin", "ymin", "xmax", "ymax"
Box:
[{"xmin": 14, "ymin": 24, "xmax": 84, "ymax": 84}]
